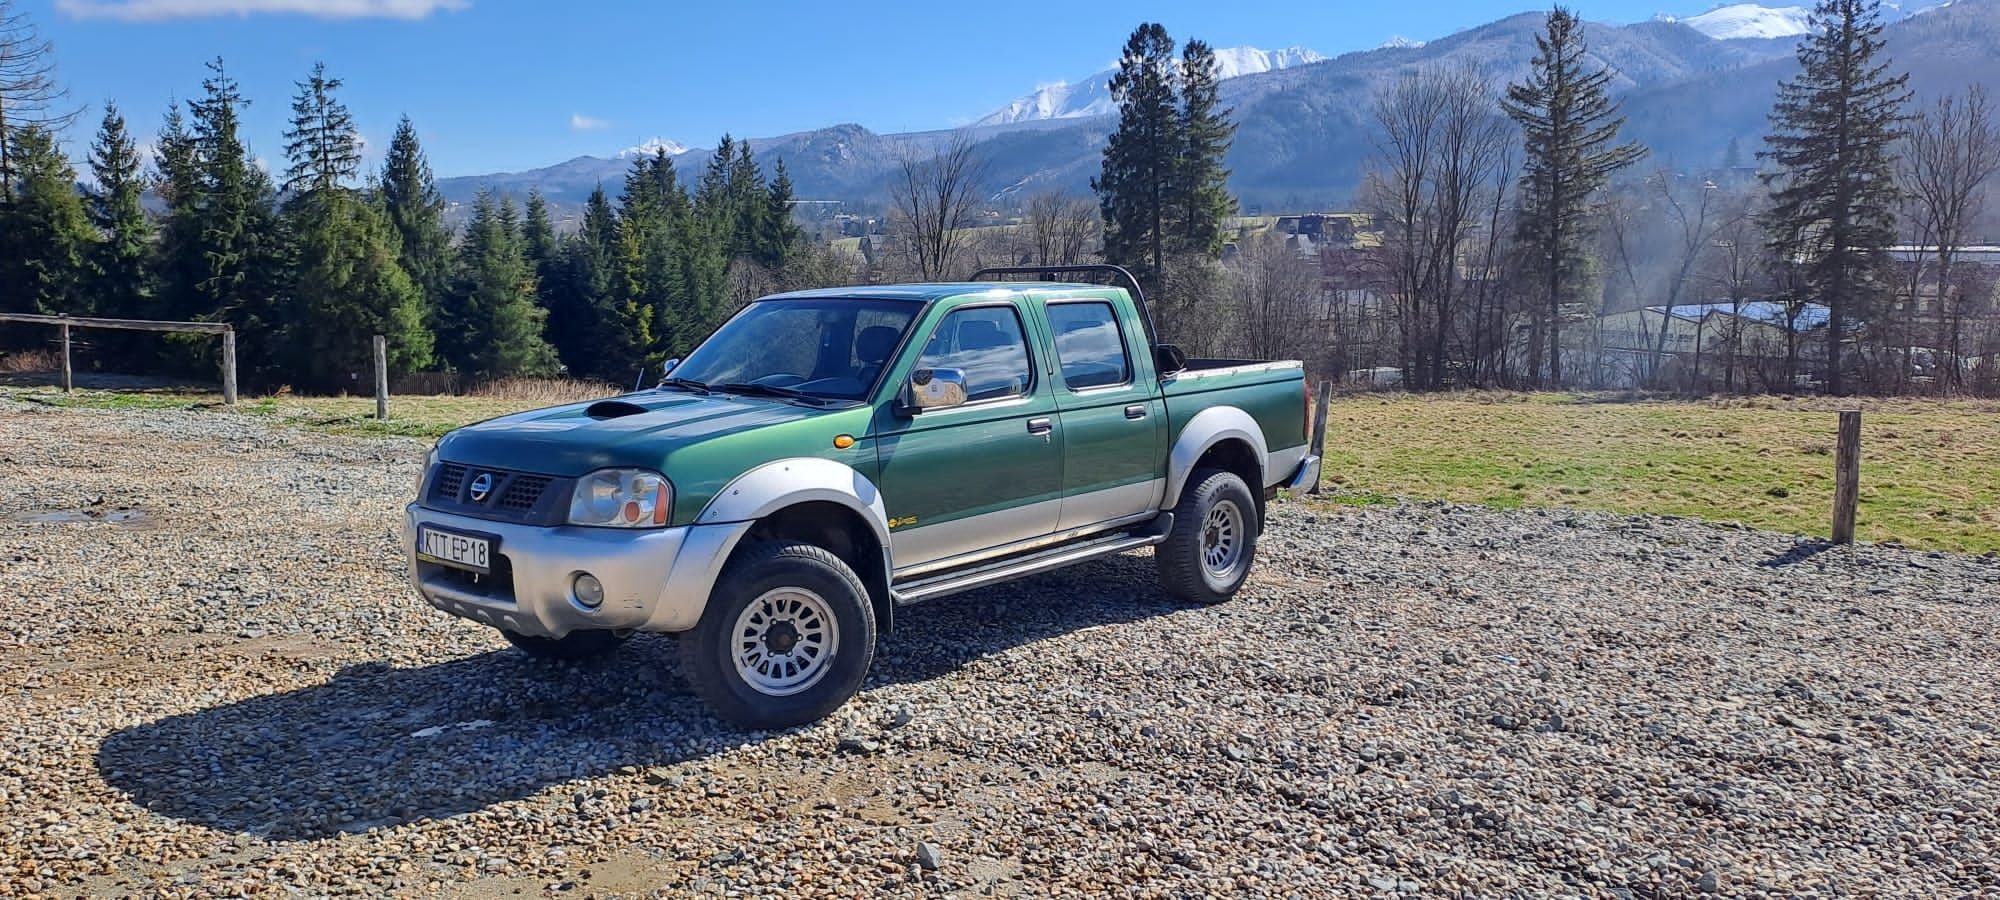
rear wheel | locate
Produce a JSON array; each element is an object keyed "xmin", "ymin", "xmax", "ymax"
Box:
[
  {"xmin": 680, "ymin": 541, "xmax": 876, "ymax": 729},
  {"xmin": 1157, "ymin": 467, "xmax": 1260, "ymax": 604},
  {"xmin": 501, "ymin": 627, "xmax": 626, "ymax": 661}
]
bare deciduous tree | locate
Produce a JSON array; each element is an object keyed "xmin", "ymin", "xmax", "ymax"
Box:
[
  {"xmin": 1901, "ymin": 86, "xmax": 2000, "ymax": 389},
  {"xmin": 1364, "ymin": 63, "xmax": 1511, "ymax": 389},
  {"xmin": 0, "ymin": 0, "xmax": 79, "ymax": 193},
  {"xmin": 889, "ymin": 132, "xmax": 989, "ymax": 280},
  {"xmin": 1228, "ymin": 231, "xmax": 1321, "ymax": 361},
  {"xmin": 1023, "ymin": 192, "xmax": 1098, "ymax": 267}
]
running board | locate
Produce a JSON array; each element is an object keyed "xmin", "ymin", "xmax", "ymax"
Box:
[{"xmin": 891, "ymin": 514, "xmax": 1173, "ymax": 606}]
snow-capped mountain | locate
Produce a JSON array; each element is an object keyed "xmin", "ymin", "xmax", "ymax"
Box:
[
  {"xmin": 971, "ymin": 46, "xmax": 1324, "ymax": 128},
  {"xmin": 1662, "ymin": 1, "xmax": 1953, "ymax": 41},
  {"xmin": 1670, "ymin": 4, "xmax": 1813, "ymax": 40},
  {"xmin": 1379, "ymin": 36, "xmax": 1428, "ymax": 50},
  {"xmin": 618, "ymin": 137, "xmax": 690, "ymax": 159}
]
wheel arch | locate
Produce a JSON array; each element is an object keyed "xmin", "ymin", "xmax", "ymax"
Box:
[
  {"xmin": 1164, "ymin": 406, "xmax": 1269, "ymax": 515},
  {"xmin": 697, "ymin": 458, "xmax": 895, "ymax": 633}
]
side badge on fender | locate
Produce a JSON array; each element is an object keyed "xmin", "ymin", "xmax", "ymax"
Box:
[{"xmin": 888, "ymin": 516, "xmax": 918, "ymax": 529}]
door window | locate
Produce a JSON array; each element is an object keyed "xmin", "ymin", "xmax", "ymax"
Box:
[
  {"xmin": 916, "ymin": 306, "xmax": 1034, "ymax": 402},
  {"xmin": 1047, "ymin": 302, "xmax": 1131, "ymax": 390}
]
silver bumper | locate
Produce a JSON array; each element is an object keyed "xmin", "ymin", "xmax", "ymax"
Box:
[
  {"xmin": 403, "ymin": 504, "xmax": 752, "ymax": 639},
  {"xmin": 1283, "ymin": 453, "xmax": 1322, "ymax": 493}
]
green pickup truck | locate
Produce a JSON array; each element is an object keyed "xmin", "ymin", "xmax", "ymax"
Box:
[{"xmin": 406, "ymin": 266, "xmax": 1319, "ymax": 728}]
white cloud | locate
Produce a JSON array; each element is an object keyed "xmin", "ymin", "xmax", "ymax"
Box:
[
  {"xmin": 569, "ymin": 112, "xmax": 610, "ymax": 132},
  {"xmin": 55, "ymin": 0, "xmax": 468, "ymax": 22}
]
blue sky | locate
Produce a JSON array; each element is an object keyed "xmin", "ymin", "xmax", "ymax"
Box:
[{"xmin": 32, "ymin": 0, "xmax": 1709, "ymax": 177}]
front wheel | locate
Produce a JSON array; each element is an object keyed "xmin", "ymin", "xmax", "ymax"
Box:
[
  {"xmin": 1156, "ymin": 467, "xmax": 1260, "ymax": 604},
  {"xmin": 680, "ymin": 541, "xmax": 877, "ymax": 730}
]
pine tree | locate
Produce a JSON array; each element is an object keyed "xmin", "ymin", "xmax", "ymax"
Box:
[
  {"xmin": 151, "ymin": 105, "xmax": 205, "ymax": 342},
  {"xmin": 1172, "ymin": 39, "xmax": 1236, "ymax": 258},
  {"xmin": 276, "ymin": 64, "xmax": 432, "ymax": 391},
  {"xmin": 281, "ymin": 61, "xmax": 360, "ymax": 195},
  {"xmin": 757, "ymin": 159, "xmax": 807, "ymax": 268},
  {"xmin": 85, "ymin": 102, "xmax": 153, "ymax": 320},
  {"xmin": 542, "ymin": 184, "xmax": 614, "ymax": 377},
  {"xmin": 1095, "ymin": 23, "xmax": 1182, "ymax": 296},
  {"xmin": 1761, "ymin": 0, "xmax": 1910, "ymax": 395},
  {"xmin": 181, "ymin": 57, "xmax": 268, "ymax": 323},
  {"xmin": 1503, "ymin": 6, "xmax": 1646, "ymax": 386},
  {"xmin": 379, "ymin": 115, "xmax": 451, "ymax": 323},
  {"xmin": 0, "ymin": 124, "xmax": 92, "ymax": 316},
  {"xmin": 444, "ymin": 190, "xmax": 559, "ymax": 378}
]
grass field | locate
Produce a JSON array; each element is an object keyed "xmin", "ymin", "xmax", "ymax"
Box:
[
  {"xmin": 1317, "ymin": 393, "xmax": 2000, "ymax": 554},
  {"xmin": 6, "ymin": 384, "xmax": 1996, "ymax": 553}
]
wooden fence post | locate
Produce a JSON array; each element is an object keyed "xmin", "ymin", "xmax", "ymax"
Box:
[
  {"xmin": 373, "ymin": 334, "xmax": 389, "ymax": 421},
  {"xmin": 1308, "ymin": 380, "xmax": 1332, "ymax": 494},
  {"xmin": 221, "ymin": 329, "xmax": 238, "ymax": 407},
  {"xmin": 59, "ymin": 321, "xmax": 72, "ymax": 393},
  {"xmin": 1832, "ymin": 409, "xmax": 1861, "ymax": 544}
]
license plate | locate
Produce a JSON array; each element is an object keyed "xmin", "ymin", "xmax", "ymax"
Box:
[{"xmin": 418, "ymin": 526, "xmax": 491, "ymax": 573}]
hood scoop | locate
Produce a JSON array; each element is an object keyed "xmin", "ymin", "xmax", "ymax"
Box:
[{"xmin": 584, "ymin": 399, "xmax": 653, "ymax": 420}]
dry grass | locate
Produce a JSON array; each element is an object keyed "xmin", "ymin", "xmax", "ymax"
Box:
[
  {"xmin": 0, "ymin": 349, "xmax": 61, "ymax": 374},
  {"xmin": 463, "ymin": 377, "xmax": 622, "ymax": 404},
  {"xmin": 1315, "ymin": 392, "xmax": 2000, "ymax": 553}
]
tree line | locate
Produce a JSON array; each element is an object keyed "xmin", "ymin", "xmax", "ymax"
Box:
[{"xmin": 0, "ymin": 4, "xmax": 820, "ymax": 392}]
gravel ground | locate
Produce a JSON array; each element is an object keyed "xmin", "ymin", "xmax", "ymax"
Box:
[{"xmin": 1, "ymin": 398, "xmax": 1997, "ymax": 898}]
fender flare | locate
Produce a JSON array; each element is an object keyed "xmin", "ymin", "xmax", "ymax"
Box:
[
  {"xmin": 696, "ymin": 457, "xmax": 892, "ymax": 549},
  {"xmin": 1162, "ymin": 405, "xmax": 1269, "ymax": 510}
]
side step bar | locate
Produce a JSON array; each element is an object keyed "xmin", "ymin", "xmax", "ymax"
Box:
[{"xmin": 890, "ymin": 513, "xmax": 1174, "ymax": 606}]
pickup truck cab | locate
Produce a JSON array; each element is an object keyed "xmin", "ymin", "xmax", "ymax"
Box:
[{"xmin": 406, "ymin": 267, "xmax": 1319, "ymax": 728}]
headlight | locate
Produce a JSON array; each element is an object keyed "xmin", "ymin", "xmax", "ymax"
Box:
[{"xmin": 568, "ymin": 468, "xmax": 673, "ymax": 528}]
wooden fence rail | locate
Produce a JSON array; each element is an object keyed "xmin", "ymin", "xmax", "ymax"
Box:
[{"xmin": 0, "ymin": 312, "xmax": 237, "ymax": 406}]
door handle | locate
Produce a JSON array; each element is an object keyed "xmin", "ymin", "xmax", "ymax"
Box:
[
  {"xmin": 1124, "ymin": 405, "xmax": 1148, "ymax": 420},
  {"xmin": 1026, "ymin": 417, "xmax": 1053, "ymax": 435}
]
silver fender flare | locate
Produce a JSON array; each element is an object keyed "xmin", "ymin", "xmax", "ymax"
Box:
[
  {"xmin": 1162, "ymin": 406, "xmax": 1269, "ymax": 510},
  {"xmin": 647, "ymin": 458, "xmax": 893, "ymax": 633}
]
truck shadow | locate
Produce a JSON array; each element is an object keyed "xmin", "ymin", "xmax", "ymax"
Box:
[{"xmin": 94, "ymin": 554, "xmax": 1179, "ymax": 841}]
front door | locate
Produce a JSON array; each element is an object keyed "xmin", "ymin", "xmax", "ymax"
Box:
[
  {"xmin": 874, "ymin": 301, "xmax": 1063, "ymax": 571},
  {"xmin": 1042, "ymin": 298, "xmax": 1165, "ymax": 531}
]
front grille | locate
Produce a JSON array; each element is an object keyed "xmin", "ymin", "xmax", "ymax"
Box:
[
  {"xmin": 433, "ymin": 463, "xmax": 467, "ymax": 500},
  {"xmin": 498, "ymin": 475, "xmax": 551, "ymax": 511},
  {"xmin": 423, "ymin": 462, "xmax": 570, "ymax": 525}
]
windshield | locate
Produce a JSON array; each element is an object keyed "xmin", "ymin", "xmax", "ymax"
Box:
[{"xmin": 666, "ymin": 298, "xmax": 920, "ymax": 401}]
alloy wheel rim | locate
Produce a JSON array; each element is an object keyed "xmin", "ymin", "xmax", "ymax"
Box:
[
  {"xmin": 1201, "ymin": 499, "xmax": 1245, "ymax": 578},
  {"xmin": 731, "ymin": 587, "xmax": 839, "ymax": 697}
]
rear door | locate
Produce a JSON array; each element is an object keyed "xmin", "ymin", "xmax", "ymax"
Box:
[
  {"xmin": 873, "ymin": 299, "xmax": 1065, "ymax": 570},
  {"xmin": 1041, "ymin": 297, "xmax": 1165, "ymax": 531}
]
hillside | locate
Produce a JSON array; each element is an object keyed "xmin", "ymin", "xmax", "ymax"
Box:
[{"xmin": 438, "ymin": 0, "xmax": 2000, "ymax": 215}]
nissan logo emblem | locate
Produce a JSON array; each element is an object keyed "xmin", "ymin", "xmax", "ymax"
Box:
[{"xmin": 467, "ymin": 472, "xmax": 495, "ymax": 502}]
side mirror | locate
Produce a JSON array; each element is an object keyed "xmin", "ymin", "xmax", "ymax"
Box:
[
  {"xmin": 902, "ymin": 367, "xmax": 968, "ymax": 414},
  {"xmin": 650, "ymin": 358, "xmax": 681, "ymax": 389},
  {"xmin": 1153, "ymin": 344, "xmax": 1188, "ymax": 377}
]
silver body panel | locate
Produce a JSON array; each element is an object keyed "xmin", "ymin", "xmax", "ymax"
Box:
[{"xmin": 404, "ymin": 504, "xmax": 750, "ymax": 639}]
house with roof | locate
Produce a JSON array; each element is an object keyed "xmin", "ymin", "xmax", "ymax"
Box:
[{"xmin": 1598, "ymin": 300, "xmax": 1832, "ymax": 389}]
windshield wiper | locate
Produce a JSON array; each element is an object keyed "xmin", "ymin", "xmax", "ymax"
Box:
[
  {"xmin": 657, "ymin": 377, "xmax": 713, "ymax": 395},
  {"xmin": 716, "ymin": 382, "xmax": 835, "ymax": 405}
]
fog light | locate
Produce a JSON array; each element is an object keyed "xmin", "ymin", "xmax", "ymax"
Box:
[{"xmin": 572, "ymin": 573, "xmax": 605, "ymax": 609}]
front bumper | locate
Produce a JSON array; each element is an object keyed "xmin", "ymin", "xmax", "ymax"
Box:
[
  {"xmin": 403, "ymin": 504, "xmax": 752, "ymax": 639},
  {"xmin": 1283, "ymin": 453, "xmax": 1322, "ymax": 493}
]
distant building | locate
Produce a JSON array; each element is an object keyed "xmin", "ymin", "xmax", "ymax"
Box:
[{"xmin": 1598, "ymin": 301, "xmax": 1831, "ymax": 388}]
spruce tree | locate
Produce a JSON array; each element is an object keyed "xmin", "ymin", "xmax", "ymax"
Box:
[
  {"xmin": 542, "ymin": 184, "xmax": 615, "ymax": 377},
  {"xmin": 0, "ymin": 124, "xmax": 92, "ymax": 316},
  {"xmin": 281, "ymin": 61, "xmax": 360, "ymax": 195},
  {"xmin": 1095, "ymin": 23, "xmax": 1181, "ymax": 296},
  {"xmin": 379, "ymin": 115, "xmax": 451, "ymax": 322},
  {"xmin": 85, "ymin": 102, "xmax": 153, "ymax": 320},
  {"xmin": 151, "ymin": 105, "xmax": 205, "ymax": 342},
  {"xmin": 1503, "ymin": 6, "xmax": 1646, "ymax": 386},
  {"xmin": 1760, "ymin": 0, "xmax": 1910, "ymax": 395},
  {"xmin": 1172, "ymin": 39, "xmax": 1236, "ymax": 258},
  {"xmin": 757, "ymin": 159, "xmax": 806, "ymax": 269},
  {"xmin": 277, "ymin": 63, "xmax": 432, "ymax": 391},
  {"xmin": 181, "ymin": 57, "xmax": 269, "ymax": 326},
  {"xmin": 445, "ymin": 190, "xmax": 559, "ymax": 378}
]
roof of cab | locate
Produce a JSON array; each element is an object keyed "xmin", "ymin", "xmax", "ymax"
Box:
[{"xmin": 760, "ymin": 282, "xmax": 1127, "ymax": 303}]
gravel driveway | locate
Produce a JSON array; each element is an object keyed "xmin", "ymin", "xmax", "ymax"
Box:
[{"xmin": 1, "ymin": 399, "xmax": 1997, "ymax": 897}]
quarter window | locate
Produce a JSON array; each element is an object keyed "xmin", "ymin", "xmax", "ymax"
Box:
[
  {"xmin": 1047, "ymin": 302, "xmax": 1131, "ymax": 389},
  {"xmin": 916, "ymin": 306, "xmax": 1033, "ymax": 402}
]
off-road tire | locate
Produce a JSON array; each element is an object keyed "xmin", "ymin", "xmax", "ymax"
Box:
[
  {"xmin": 501, "ymin": 627, "xmax": 627, "ymax": 661},
  {"xmin": 1156, "ymin": 467, "xmax": 1260, "ymax": 604},
  {"xmin": 680, "ymin": 541, "xmax": 877, "ymax": 730}
]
